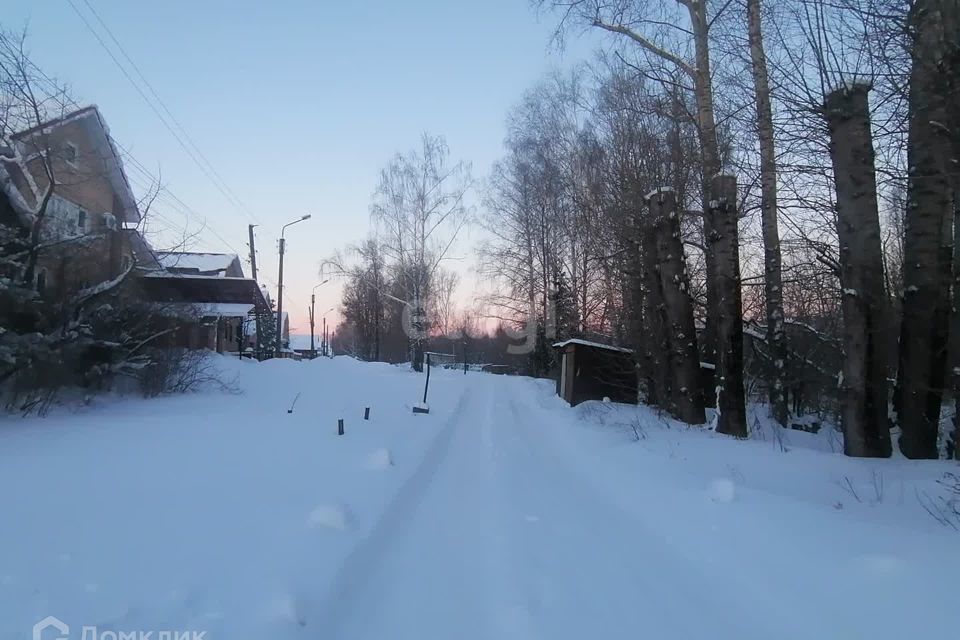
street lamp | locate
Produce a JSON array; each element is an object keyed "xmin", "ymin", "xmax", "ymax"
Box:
[
  {"xmin": 310, "ymin": 279, "xmax": 330, "ymax": 357},
  {"xmin": 276, "ymin": 214, "xmax": 311, "ymax": 356}
]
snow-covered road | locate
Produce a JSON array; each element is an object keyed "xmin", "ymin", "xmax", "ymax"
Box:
[
  {"xmin": 317, "ymin": 375, "xmax": 820, "ymax": 640},
  {"xmin": 2, "ymin": 357, "xmax": 957, "ymax": 639}
]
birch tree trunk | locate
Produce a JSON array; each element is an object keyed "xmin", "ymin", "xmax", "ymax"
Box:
[
  {"xmin": 895, "ymin": 0, "xmax": 954, "ymax": 459},
  {"xmin": 650, "ymin": 187, "xmax": 706, "ymax": 424},
  {"xmin": 708, "ymin": 175, "xmax": 747, "ymax": 437},
  {"xmin": 824, "ymin": 85, "xmax": 893, "ymax": 458},
  {"xmin": 747, "ymin": 0, "xmax": 788, "ymax": 427},
  {"xmin": 690, "ymin": 0, "xmax": 723, "ymax": 371}
]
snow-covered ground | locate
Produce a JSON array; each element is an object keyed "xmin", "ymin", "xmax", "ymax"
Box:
[{"xmin": 2, "ymin": 357, "xmax": 958, "ymax": 639}]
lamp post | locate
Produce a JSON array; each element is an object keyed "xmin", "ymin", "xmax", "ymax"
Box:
[
  {"xmin": 321, "ymin": 306, "xmax": 335, "ymax": 356},
  {"xmin": 310, "ymin": 280, "xmax": 330, "ymax": 358},
  {"xmin": 276, "ymin": 214, "xmax": 311, "ymax": 356}
]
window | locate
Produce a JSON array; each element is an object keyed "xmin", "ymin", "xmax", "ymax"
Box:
[
  {"xmin": 103, "ymin": 213, "xmax": 116, "ymax": 231},
  {"xmin": 35, "ymin": 269, "xmax": 47, "ymax": 297},
  {"xmin": 77, "ymin": 209, "xmax": 87, "ymax": 231},
  {"xmin": 64, "ymin": 142, "xmax": 79, "ymax": 168}
]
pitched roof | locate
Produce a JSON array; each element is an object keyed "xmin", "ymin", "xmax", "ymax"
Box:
[
  {"xmin": 156, "ymin": 251, "xmax": 240, "ymax": 276},
  {"xmin": 140, "ymin": 273, "xmax": 269, "ymax": 313},
  {"xmin": 12, "ymin": 105, "xmax": 140, "ymax": 224},
  {"xmin": 552, "ymin": 338, "xmax": 633, "ymax": 354}
]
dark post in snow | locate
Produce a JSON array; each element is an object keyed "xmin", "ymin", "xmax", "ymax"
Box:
[
  {"xmin": 824, "ymin": 84, "xmax": 892, "ymax": 458},
  {"xmin": 708, "ymin": 175, "xmax": 747, "ymax": 437},
  {"xmin": 364, "ymin": 407, "xmax": 370, "ymax": 420},
  {"xmin": 648, "ymin": 187, "xmax": 706, "ymax": 425},
  {"xmin": 338, "ymin": 418, "xmax": 344, "ymax": 436},
  {"xmin": 422, "ymin": 352, "xmax": 432, "ymax": 403},
  {"xmin": 413, "ymin": 353, "xmax": 431, "ymax": 414}
]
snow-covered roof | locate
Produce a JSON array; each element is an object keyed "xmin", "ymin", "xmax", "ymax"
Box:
[
  {"xmin": 156, "ymin": 302, "xmax": 254, "ymax": 319},
  {"xmin": 156, "ymin": 252, "xmax": 239, "ymax": 276},
  {"xmin": 552, "ymin": 339, "xmax": 633, "ymax": 354},
  {"xmin": 199, "ymin": 303, "xmax": 254, "ymax": 317}
]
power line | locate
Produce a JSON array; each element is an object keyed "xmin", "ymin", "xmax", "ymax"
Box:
[
  {"xmin": 14, "ymin": 31, "xmax": 254, "ymax": 265},
  {"xmin": 65, "ymin": 0, "xmax": 261, "ymax": 227},
  {"xmin": 77, "ymin": 0, "xmax": 261, "ymax": 226},
  {"xmin": 109, "ymin": 137, "xmax": 249, "ymax": 257}
]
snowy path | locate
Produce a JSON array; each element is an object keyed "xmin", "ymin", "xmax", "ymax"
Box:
[
  {"xmin": 3, "ymin": 358, "xmax": 954, "ymax": 639},
  {"xmin": 317, "ymin": 375, "xmax": 792, "ymax": 640}
]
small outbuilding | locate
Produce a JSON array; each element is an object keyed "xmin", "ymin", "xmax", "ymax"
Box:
[{"xmin": 553, "ymin": 339, "xmax": 637, "ymax": 406}]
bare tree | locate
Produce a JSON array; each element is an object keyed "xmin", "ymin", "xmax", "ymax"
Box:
[
  {"xmin": 429, "ymin": 267, "xmax": 460, "ymax": 338},
  {"xmin": 746, "ymin": 0, "xmax": 789, "ymax": 426},
  {"xmin": 539, "ymin": 0, "xmax": 737, "ymax": 365},
  {"xmin": 371, "ymin": 133, "xmax": 471, "ymax": 371}
]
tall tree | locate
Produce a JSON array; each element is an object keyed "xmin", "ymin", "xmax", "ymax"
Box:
[
  {"xmin": 894, "ymin": 0, "xmax": 956, "ymax": 459},
  {"xmin": 824, "ymin": 84, "xmax": 893, "ymax": 458},
  {"xmin": 540, "ymin": 0, "xmax": 729, "ymax": 364},
  {"xmin": 371, "ymin": 133, "xmax": 471, "ymax": 371},
  {"xmin": 746, "ymin": 0, "xmax": 788, "ymax": 427}
]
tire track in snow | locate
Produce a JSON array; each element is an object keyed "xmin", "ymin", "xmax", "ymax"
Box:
[{"xmin": 310, "ymin": 386, "xmax": 473, "ymax": 636}]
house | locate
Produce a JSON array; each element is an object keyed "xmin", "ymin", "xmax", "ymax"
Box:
[
  {"xmin": 1, "ymin": 105, "xmax": 277, "ymax": 357},
  {"xmin": 2, "ymin": 105, "xmax": 140, "ymax": 299},
  {"xmin": 141, "ymin": 252, "xmax": 271, "ymax": 354},
  {"xmin": 554, "ymin": 339, "xmax": 637, "ymax": 406}
]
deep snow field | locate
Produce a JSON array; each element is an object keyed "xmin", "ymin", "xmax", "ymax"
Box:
[{"xmin": 1, "ymin": 355, "xmax": 957, "ymax": 639}]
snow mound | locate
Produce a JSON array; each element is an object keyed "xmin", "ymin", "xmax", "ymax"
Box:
[
  {"xmin": 307, "ymin": 503, "xmax": 350, "ymax": 531},
  {"xmin": 365, "ymin": 447, "xmax": 394, "ymax": 470},
  {"xmin": 263, "ymin": 593, "xmax": 305, "ymax": 626},
  {"xmin": 707, "ymin": 478, "xmax": 736, "ymax": 503}
]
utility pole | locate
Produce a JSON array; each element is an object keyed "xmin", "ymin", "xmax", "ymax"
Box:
[
  {"xmin": 309, "ymin": 302, "xmax": 315, "ymax": 357},
  {"xmin": 320, "ymin": 306, "xmax": 334, "ymax": 357},
  {"xmin": 247, "ymin": 224, "xmax": 259, "ymax": 281},
  {"xmin": 310, "ymin": 280, "xmax": 329, "ymax": 359},
  {"xmin": 276, "ymin": 215, "xmax": 312, "ymax": 356},
  {"xmin": 248, "ymin": 224, "xmax": 262, "ymax": 359},
  {"xmin": 276, "ymin": 236, "xmax": 285, "ymax": 356}
]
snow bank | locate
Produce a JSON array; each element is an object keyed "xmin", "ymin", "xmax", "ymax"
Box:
[
  {"xmin": 0, "ymin": 356, "xmax": 466, "ymax": 639},
  {"xmin": 526, "ymin": 379, "xmax": 959, "ymax": 638}
]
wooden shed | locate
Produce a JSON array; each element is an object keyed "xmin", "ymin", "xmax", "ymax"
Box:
[{"xmin": 553, "ymin": 339, "xmax": 637, "ymax": 406}]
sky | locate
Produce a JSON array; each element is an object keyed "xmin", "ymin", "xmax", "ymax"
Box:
[{"xmin": 5, "ymin": 0, "xmax": 600, "ymax": 335}]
